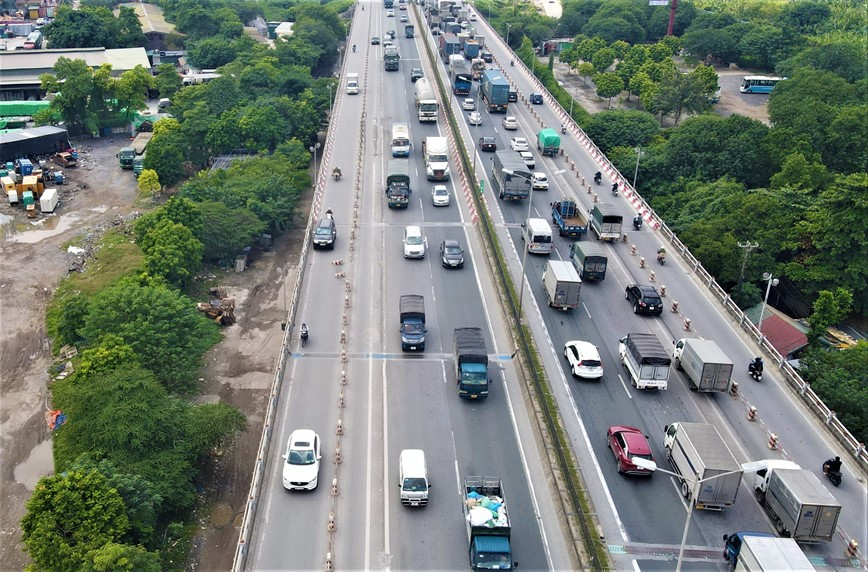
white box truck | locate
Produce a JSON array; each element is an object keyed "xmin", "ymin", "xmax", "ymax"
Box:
[
  {"xmin": 423, "ymin": 136, "xmax": 450, "ymax": 180},
  {"xmin": 723, "ymin": 533, "xmax": 815, "ymax": 571},
  {"xmin": 663, "ymin": 422, "xmax": 742, "ymax": 510},
  {"xmin": 619, "ymin": 333, "xmax": 670, "ymax": 389},
  {"xmin": 542, "ymin": 260, "xmax": 581, "ymax": 311},
  {"xmin": 399, "ymin": 449, "xmax": 429, "ymax": 507},
  {"xmin": 346, "ymin": 72, "xmax": 359, "ymax": 94},
  {"xmin": 672, "ymin": 338, "xmax": 733, "ymax": 392},
  {"xmin": 39, "ymin": 188, "xmax": 59, "ymax": 213}
]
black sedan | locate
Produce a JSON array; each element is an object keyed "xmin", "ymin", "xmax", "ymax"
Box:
[
  {"xmin": 479, "ymin": 137, "xmax": 497, "ymax": 152},
  {"xmin": 440, "ymin": 240, "xmax": 465, "ymax": 268}
]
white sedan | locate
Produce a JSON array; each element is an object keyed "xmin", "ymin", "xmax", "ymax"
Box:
[
  {"xmin": 282, "ymin": 429, "xmax": 322, "ymax": 490},
  {"xmin": 468, "ymin": 111, "xmax": 483, "ymax": 125},
  {"xmin": 431, "ymin": 185, "xmax": 451, "ymax": 206},
  {"xmin": 462, "ymin": 98, "xmax": 476, "ymax": 110},
  {"xmin": 509, "ymin": 137, "xmax": 529, "ymax": 152},
  {"xmin": 563, "ymin": 341, "xmax": 604, "ymax": 379}
]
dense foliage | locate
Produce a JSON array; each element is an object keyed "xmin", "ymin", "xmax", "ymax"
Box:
[{"xmin": 44, "ymin": 5, "xmax": 147, "ymax": 49}]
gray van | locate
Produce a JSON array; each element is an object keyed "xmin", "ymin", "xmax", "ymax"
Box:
[{"xmin": 313, "ymin": 214, "xmax": 336, "ymax": 249}]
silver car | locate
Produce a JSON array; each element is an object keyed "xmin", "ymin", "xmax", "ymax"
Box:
[{"xmin": 403, "ymin": 225, "xmax": 428, "ymax": 258}]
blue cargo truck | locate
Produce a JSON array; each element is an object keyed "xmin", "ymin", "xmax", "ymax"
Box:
[
  {"xmin": 480, "ymin": 69, "xmax": 509, "ymax": 113},
  {"xmin": 463, "ymin": 477, "xmax": 516, "ymax": 570},
  {"xmin": 454, "ymin": 328, "xmax": 490, "ymax": 399}
]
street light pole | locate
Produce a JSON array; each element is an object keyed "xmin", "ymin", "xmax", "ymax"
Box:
[
  {"xmin": 632, "ymin": 458, "xmax": 768, "ymax": 572},
  {"xmin": 631, "ymin": 147, "xmax": 641, "ymax": 190},
  {"xmin": 759, "ymin": 272, "xmax": 780, "ymax": 340},
  {"xmin": 505, "ymin": 23, "xmax": 511, "ymax": 49},
  {"xmin": 502, "ymin": 168, "xmax": 535, "ymax": 319},
  {"xmin": 310, "ymin": 142, "xmax": 321, "ymax": 189}
]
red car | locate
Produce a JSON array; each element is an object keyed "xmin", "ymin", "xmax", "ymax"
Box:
[
  {"xmin": 479, "ymin": 136, "xmax": 497, "ymax": 152},
  {"xmin": 607, "ymin": 426, "xmax": 654, "ymax": 475}
]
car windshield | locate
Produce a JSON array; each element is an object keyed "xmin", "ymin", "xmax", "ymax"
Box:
[
  {"xmin": 476, "ymin": 552, "xmax": 511, "ymax": 567},
  {"xmin": 460, "ymin": 371, "xmax": 487, "ymax": 385},
  {"xmin": 435, "ymin": 188, "xmax": 447, "ymax": 195},
  {"xmin": 403, "ymin": 323, "xmax": 424, "ymax": 335},
  {"xmin": 402, "ymin": 477, "xmax": 427, "ymax": 492},
  {"xmin": 288, "ymin": 447, "xmax": 315, "ymax": 465},
  {"xmin": 406, "ymin": 236, "xmax": 424, "ymax": 245},
  {"xmin": 315, "ymin": 226, "xmax": 332, "ymax": 236},
  {"xmin": 445, "ymin": 245, "xmax": 462, "ymax": 255}
]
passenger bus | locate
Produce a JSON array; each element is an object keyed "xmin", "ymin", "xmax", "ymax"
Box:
[
  {"xmin": 391, "ymin": 123, "xmax": 411, "ymax": 157},
  {"xmin": 739, "ymin": 76, "xmax": 784, "ymax": 94}
]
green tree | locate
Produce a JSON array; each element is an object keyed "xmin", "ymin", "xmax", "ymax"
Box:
[
  {"xmin": 575, "ymin": 36, "xmax": 607, "ymax": 61},
  {"xmin": 137, "ymin": 169, "xmax": 161, "ymax": 197},
  {"xmin": 22, "ymin": 470, "xmax": 129, "ymax": 571},
  {"xmin": 824, "ymin": 105, "xmax": 868, "ymax": 174},
  {"xmin": 769, "ymin": 153, "xmax": 828, "ymax": 191},
  {"xmin": 593, "ymin": 72, "xmax": 624, "ymax": 108},
  {"xmin": 43, "ymin": 6, "xmax": 114, "ymax": 48},
  {"xmin": 199, "ymin": 201, "xmax": 266, "ymax": 262},
  {"xmin": 140, "ymin": 220, "xmax": 203, "ymax": 287},
  {"xmin": 183, "ymin": 402, "xmax": 247, "ymax": 459},
  {"xmin": 77, "ymin": 335, "xmax": 139, "ymax": 379},
  {"xmin": 577, "ymin": 62, "xmax": 595, "ymax": 85},
  {"xmin": 807, "ymin": 289, "xmax": 854, "ymax": 345},
  {"xmin": 40, "ymin": 58, "xmax": 97, "ymax": 135},
  {"xmin": 83, "ymin": 542, "xmax": 161, "ymax": 572},
  {"xmin": 115, "ymin": 6, "xmax": 147, "ymax": 48},
  {"xmin": 154, "ymin": 64, "xmax": 182, "ymax": 99},
  {"xmin": 779, "ymin": 0, "xmax": 832, "ymax": 33},
  {"xmin": 50, "ymin": 294, "xmax": 91, "ymax": 347},
  {"xmin": 737, "ymin": 23, "xmax": 797, "ymax": 70},
  {"xmin": 134, "ymin": 196, "xmax": 204, "ymax": 243},
  {"xmin": 143, "ymin": 135, "xmax": 186, "ymax": 187},
  {"xmin": 583, "ymin": 110, "xmax": 659, "ymax": 153},
  {"xmin": 652, "ymin": 69, "xmax": 710, "ymax": 125},
  {"xmin": 112, "ymin": 65, "xmax": 154, "ymax": 124},
  {"xmin": 81, "ymin": 278, "xmax": 221, "ymax": 392},
  {"xmin": 591, "ymin": 47, "xmax": 616, "ymax": 73},
  {"xmin": 187, "ymin": 36, "xmax": 238, "ymax": 69},
  {"xmin": 800, "ymin": 342, "xmax": 868, "ymax": 443}
]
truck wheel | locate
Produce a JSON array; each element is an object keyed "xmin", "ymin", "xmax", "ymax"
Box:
[
  {"xmin": 681, "ymin": 481, "xmax": 691, "ymax": 499},
  {"xmin": 633, "ymin": 303, "xmax": 639, "ymax": 314},
  {"xmin": 674, "ymin": 358, "xmax": 682, "ymax": 371},
  {"xmin": 616, "ymin": 458, "xmax": 623, "ymax": 474}
]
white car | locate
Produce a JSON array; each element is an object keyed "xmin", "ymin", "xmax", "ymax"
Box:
[
  {"xmin": 470, "ymin": 13, "xmax": 477, "ymax": 21},
  {"xmin": 462, "ymin": 98, "xmax": 476, "ymax": 110},
  {"xmin": 403, "ymin": 225, "xmax": 428, "ymax": 258},
  {"xmin": 518, "ymin": 151, "xmax": 535, "ymax": 169},
  {"xmin": 563, "ymin": 341, "xmax": 604, "ymax": 379},
  {"xmin": 386, "ymin": 9, "xmax": 395, "ymax": 16},
  {"xmin": 432, "ymin": 185, "xmax": 450, "ymax": 206},
  {"xmin": 468, "ymin": 111, "xmax": 483, "ymax": 125},
  {"xmin": 400, "ymin": 14, "xmax": 408, "ymax": 22},
  {"xmin": 509, "ymin": 137, "xmax": 528, "ymax": 151},
  {"xmin": 532, "ymin": 172, "xmax": 549, "ymax": 190},
  {"xmin": 282, "ymin": 429, "xmax": 322, "ymax": 490},
  {"xmin": 502, "ymin": 116, "xmax": 518, "ymax": 130}
]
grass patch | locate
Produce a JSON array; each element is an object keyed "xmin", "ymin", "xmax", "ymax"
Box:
[{"xmin": 62, "ymin": 230, "xmax": 143, "ymax": 297}]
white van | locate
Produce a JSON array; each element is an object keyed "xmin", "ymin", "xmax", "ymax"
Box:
[
  {"xmin": 346, "ymin": 72, "xmax": 359, "ymax": 94},
  {"xmin": 399, "ymin": 449, "xmax": 429, "ymax": 506},
  {"xmin": 522, "ymin": 217, "xmax": 553, "ymax": 254}
]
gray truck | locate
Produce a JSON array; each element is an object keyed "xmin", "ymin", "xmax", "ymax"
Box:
[
  {"xmin": 753, "ymin": 460, "xmax": 841, "ymax": 542},
  {"xmin": 672, "ymin": 338, "xmax": 733, "ymax": 393},
  {"xmin": 663, "ymin": 422, "xmax": 742, "ymax": 510},
  {"xmin": 542, "ymin": 260, "xmax": 581, "ymax": 311},
  {"xmin": 570, "ymin": 242, "xmax": 607, "ymax": 281},
  {"xmin": 386, "ymin": 159, "xmax": 411, "ymax": 208},
  {"xmin": 723, "ymin": 533, "xmax": 814, "ymax": 571},
  {"xmin": 463, "ymin": 476, "xmax": 515, "ymax": 571},
  {"xmin": 400, "ymin": 295, "xmax": 426, "ymax": 351},
  {"xmin": 455, "ymin": 328, "xmax": 489, "ymax": 399},
  {"xmin": 491, "ymin": 150, "xmax": 531, "ymax": 201},
  {"xmin": 590, "ymin": 205, "xmax": 623, "ymax": 241},
  {"xmin": 619, "ymin": 333, "xmax": 671, "ymax": 390}
]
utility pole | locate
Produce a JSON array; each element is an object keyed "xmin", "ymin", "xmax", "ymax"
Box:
[{"xmin": 737, "ymin": 241, "xmax": 759, "ymax": 289}]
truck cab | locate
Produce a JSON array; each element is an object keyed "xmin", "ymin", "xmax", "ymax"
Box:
[{"xmin": 118, "ymin": 146, "xmax": 136, "ymax": 169}]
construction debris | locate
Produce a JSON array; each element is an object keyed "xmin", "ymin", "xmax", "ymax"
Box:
[{"xmin": 197, "ymin": 287, "xmax": 236, "ymax": 326}]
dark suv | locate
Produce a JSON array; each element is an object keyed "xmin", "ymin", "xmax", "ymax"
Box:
[
  {"xmin": 313, "ymin": 215, "xmax": 336, "ymax": 249},
  {"xmin": 410, "ymin": 68, "xmax": 423, "ymax": 82},
  {"xmin": 625, "ymin": 284, "xmax": 662, "ymax": 315}
]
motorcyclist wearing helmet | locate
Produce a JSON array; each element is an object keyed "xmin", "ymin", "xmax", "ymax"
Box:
[
  {"xmin": 749, "ymin": 356, "xmax": 764, "ymax": 374},
  {"xmin": 824, "ymin": 456, "xmax": 842, "ymax": 474}
]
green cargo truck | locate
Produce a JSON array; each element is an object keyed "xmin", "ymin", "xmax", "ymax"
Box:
[
  {"xmin": 537, "ymin": 128, "xmax": 560, "ymax": 157},
  {"xmin": 386, "ymin": 159, "xmax": 411, "ymax": 208},
  {"xmin": 118, "ymin": 146, "xmax": 136, "ymax": 169},
  {"xmin": 133, "ymin": 156, "xmax": 145, "ymax": 177}
]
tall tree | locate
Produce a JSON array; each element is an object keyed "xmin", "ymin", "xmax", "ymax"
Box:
[
  {"xmin": 652, "ymin": 69, "xmax": 710, "ymax": 126},
  {"xmin": 40, "ymin": 58, "xmax": 97, "ymax": 135},
  {"xmin": 154, "ymin": 64, "xmax": 182, "ymax": 99},
  {"xmin": 593, "ymin": 72, "xmax": 624, "ymax": 108},
  {"xmin": 43, "ymin": 6, "xmax": 114, "ymax": 48},
  {"xmin": 139, "ymin": 220, "xmax": 203, "ymax": 287}
]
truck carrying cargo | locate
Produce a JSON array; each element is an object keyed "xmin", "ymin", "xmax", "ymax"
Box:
[
  {"xmin": 439, "ymin": 34, "xmax": 461, "ymax": 62},
  {"xmin": 384, "ymin": 45, "xmax": 400, "ymax": 71},
  {"xmin": 551, "ymin": 198, "xmax": 588, "ymax": 237},
  {"xmin": 39, "ymin": 187, "xmax": 58, "ymax": 213},
  {"xmin": 346, "ymin": 72, "xmax": 360, "ymax": 94},
  {"xmin": 590, "ymin": 205, "xmax": 623, "ymax": 241},
  {"xmin": 480, "ymin": 69, "xmax": 509, "ymax": 113},
  {"xmin": 537, "ymin": 128, "xmax": 560, "ymax": 157},
  {"xmin": 569, "ymin": 242, "xmax": 607, "ymax": 281},
  {"xmin": 672, "ymin": 339, "xmax": 733, "ymax": 393},
  {"xmin": 463, "ymin": 477, "xmax": 515, "ymax": 571},
  {"xmin": 663, "ymin": 422, "xmax": 742, "ymax": 510},
  {"xmin": 619, "ymin": 333, "xmax": 670, "ymax": 390},
  {"xmin": 471, "ymin": 58, "xmax": 487, "ymax": 81},
  {"xmin": 423, "ymin": 137, "xmax": 450, "ymax": 181},
  {"xmin": 464, "ymin": 40, "xmax": 480, "ymax": 59},
  {"xmin": 385, "ymin": 159, "xmax": 412, "ymax": 208},
  {"xmin": 490, "ymin": 150, "xmax": 530, "ymax": 201},
  {"xmin": 455, "ymin": 328, "xmax": 489, "ymax": 399},
  {"xmin": 723, "ymin": 533, "xmax": 815, "ymax": 571},
  {"xmin": 543, "ymin": 260, "xmax": 581, "ymax": 311},
  {"xmin": 414, "ymin": 78, "xmax": 438, "ymax": 122},
  {"xmin": 399, "ymin": 295, "xmax": 426, "ymax": 351},
  {"xmin": 449, "ymin": 56, "xmax": 472, "ymax": 95},
  {"xmin": 753, "ymin": 461, "xmax": 841, "ymax": 542},
  {"xmin": 132, "ymin": 132, "xmax": 152, "ymax": 155},
  {"xmin": 118, "ymin": 146, "xmax": 136, "ymax": 169}
]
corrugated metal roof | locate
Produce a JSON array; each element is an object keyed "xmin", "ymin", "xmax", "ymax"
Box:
[
  {"xmin": 0, "ymin": 48, "xmax": 150, "ymax": 87},
  {"xmin": 117, "ymin": 2, "xmax": 175, "ymax": 35}
]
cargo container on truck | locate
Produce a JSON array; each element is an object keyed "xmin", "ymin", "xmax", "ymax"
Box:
[
  {"xmin": 384, "ymin": 45, "xmax": 400, "ymax": 71},
  {"xmin": 672, "ymin": 339, "xmax": 733, "ymax": 392},
  {"xmin": 723, "ymin": 533, "xmax": 815, "ymax": 571},
  {"xmin": 449, "ymin": 56, "xmax": 472, "ymax": 95},
  {"xmin": 423, "ymin": 137, "xmax": 450, "ymax": 180},
  {"xmin": 537, "ymin": 128, "xmax": 560, "ymax": 156},
  {"xmin": 399, "ymin": 295, "xmax": 426, "ymax": 351},
  {"xmin": 346, "ymin": 72, "xmax": 360, "ymax": 94},
  {"xmin": 463, "ymin": 477, "xmax": 515, "ymax": 570},
  {"xmin": 570, "ymin": 242, "xmax": 607, "ymax": 281},
  {"xmin": 132, "ymin": 132, "xmax": 152, "ymax": 155},
  {"xmin": 590, "ymin": 204, "xmax": 622, "ymax": 241},
  {"xmin": 753, "ymin": 461, "xmax": 841, "ymax": 542},
  {"xmin": 439, "ymin": 34, "xmax": 461, "ymax": 62},
  {"xmin": 490, "ymin": 150, "xmax": 530, "ymax": 201},
  {"xmin": 543, "ymin": 260, "xmax": 581, "ymax": 310},
  {"xmin": 464, "ymin": 40, "xmax": 480, "ymax": 59},
  {"xmin": 663, "ymin": 422, "xmax": 742, "ymax": 509},
  {"xmin": 455, "ymin": 328, "xmax": 489, "ymax": 399},
  {"xmin": 619, "ymin": 333, "xmax": 670, "ymax": 390},
  {"xmin": 385, "ymin": 159, "xmax": 411, "ymax": 208},
  {"xmin": 480, "ymin": 69, "xmax": 509, "ymax": 113},
  {"xmin": 551, "ymin": 198, "xmax": 588, "ymax": 237},
  {"xmin": 414, "ymin": 78, "xmax": 438, "ymax": 122}
]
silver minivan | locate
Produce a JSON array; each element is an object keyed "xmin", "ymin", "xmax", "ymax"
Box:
[{"xmin": 399, "ymin": 449, "xmax": 429, "ymax": 506}]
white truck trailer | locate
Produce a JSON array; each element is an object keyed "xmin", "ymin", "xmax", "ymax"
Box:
[
  {"xmin": 542, "ymin": 260, "xmax": 581, "ymax": 311},
  {"xmin": 672, "ymin": 338, "xmax": 733, "ymax": 392},
  {"xmin": 723, "ymin": 533, "xmax": 815, "ymax": 571}
]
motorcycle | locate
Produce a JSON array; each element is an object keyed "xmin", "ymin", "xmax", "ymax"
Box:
[
  {"xmin": 593, "ymin": 172, "xmax": 602, "ymax": 185},
  {"xmin": 657, "ymin": 252, "xmax": 666, "ymax": 265},
  {"xmin": 633, "ymin": 217, "xmax": 643, "ymax": 231},
  {"xmin": 300, "ymin": 325, "xmax": 309, "ymax": 347},
  {"xmin": 332, "ymin": 168, "xmax": 342, "ymax": 181},
  {"xmin": 510, "ymin": 59, "xmax": 514, "ymax": 66},
  {"xmin": 748, "ymin": 360, "xmax": 763, "ymax": 381},
  {"xmin": 352, "ymin": 44, "xmax": 356, "ymax": 53},
  {"xmin": 822, "ymin": 460, "xmax": 842, "ymax": 487},
  {"xmin": 561, "ymin": 124, "xmax": 567, "ymax": 134},
  {"xmin": 611, "ymin": 183, "xmax": 619, "ymax": 196}
]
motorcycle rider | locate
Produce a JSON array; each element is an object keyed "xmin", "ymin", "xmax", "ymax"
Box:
[
  {"xmin": 633, "ymin": 215, "xmax": 643, "ymax": 230},
  {"xmin": 593, "ymin": 171, "xmax": 602, "ymax": 185},
  {"xmin": 332, "ymin": 166, "xmax": 342, "ymax": 179},
  {"xmin": 561, "ymin": 122, "xmax": 566, "ymax": 134},
  {"xmin": 300, "ymin": 322, "xmax": 309, "ymax": 341},
  {"xmin": 823, "ymin": 456, "xmax": 842, "ymax": 475},
  {"xmin": 749, "ymin": 356, "xmax": 764, "ymax": 376},
  {"xmin": 611, "ymin": 182, "xmax": 619, "ymax": 195},
  {"xmin": 352, "ymin": 44, "xmax": 356, "ymax": 52},
  {"xmin": 510, "ymin": 59, "xmax": 514, "ymax": 66},
  {"xmin": 656, "ymin": 246, "xmax": 667, "ymax": 262}
]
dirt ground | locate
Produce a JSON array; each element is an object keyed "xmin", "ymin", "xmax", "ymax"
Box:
[{"xmin": 0, "ymin": 133, "xmax": 306, "ymax": 570}]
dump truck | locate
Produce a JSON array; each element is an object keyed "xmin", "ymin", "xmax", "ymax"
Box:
[
  {"xmin": 570, "ymin": 242, "xmax": 607, "ymax": 281},
  {"xmin": 491, "ymin": 150, "xmax": 530, "ymax": 201},
  {"xmin": 385, "ymin": 159, "xmax": 411, "ymax": 208},
  {"xmin": 118, "ymin": 146, "xmax": 136, "ymax": 169},
  {"xmin": 384, "ymin": 45, "xmax": 400, "ymax": 71},
  {"xmin": 753, "ymin": 460, "xmax": 841, "ymax": 542},
  {"xmin": 723, "ymin": 533, "xmax": 815, "ymax": 571},
  {"xmin": 672, "ymin": 339, "xmax": 733, "ymax": 393},
  {"xmin": 449, "ymin": 55, "xmax": 472, "ymax": 95},
  {"xmin": 455, "ymin": 328, "xmax": 489, "ymax": 399},
  {"xmin": 590, "ymin": 204, "xmax": 622, "ymax": 241},
  {"xmin": 39, "ymin": 187, "xmax": 58, "ymax": 213},
  {"xmin": 471, "ymin": 57, "xmax": 487, "ymax": 80},
  {"xmin": 132, "ymin": 132, "xmax": 152, "ymax": 155},
  {"xmin": 423, "ymin": 137, "xmax": 450, "ymax": 181},
  {"xmin": 414, "ymin": 78, "xmax": 438, "ymax": 122},
  {"xmin": 463, "ymin": 477, "xmax": 515, "ymax": 571},
  {"xmin": 663, "ymin": 422, "xmax": 742, "ymax": 510},
  {"xmin": 619, "ymin": 333, "xmax": 670, "ymax": 390},
  {"xmin": 537, "ymin": 128, "xmax": 560, "ymax": 156},
  {"xmin": 551, "ymin": 198, "xmax": 588, "ymax": 238},
  {"xmin": 399, "ymin": 295, "xmax": 426, "ymax": 351},
  {"xmin": 543, "ymin": 260, "xmax": 581, "ymax": 311},
  {"xmin": 480, "ymin": 69, "xmax": 509, "ymax": 113}
]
